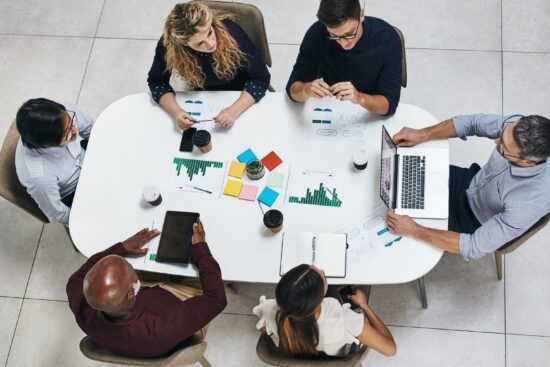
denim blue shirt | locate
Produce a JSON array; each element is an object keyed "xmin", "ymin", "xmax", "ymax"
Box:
[
  {"xmin": 15, "ymin": 103, "xmax": 93, "ymax": 225},
  {"xmin": 452, "ymin": 114, "xmax": 550, "ymax": 259}
]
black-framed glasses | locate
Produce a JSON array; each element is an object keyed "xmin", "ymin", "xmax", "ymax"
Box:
[
  {"xmin": 326, "ymin": 17, "xmax": 361, "ymax": 41},
  {"xmin": 63, "ymin": 110, "xmax": 76, "ymax": 141},
  {"xmin": 497, "ymin": 124, "xmax": 523, "ymax": 160}
]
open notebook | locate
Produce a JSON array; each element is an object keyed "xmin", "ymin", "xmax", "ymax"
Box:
[{"xmin": 279, "ymin": 232, "xmax": 348, "ymax": 278}]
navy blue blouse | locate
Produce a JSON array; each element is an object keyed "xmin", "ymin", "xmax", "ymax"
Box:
[
  {"xmin": 286, "ymin": 16, "xmax": 402, "ymax": 115},
  {"xmin": 148, "ymin": 19, "xmax": 271, "ymax": 103}
]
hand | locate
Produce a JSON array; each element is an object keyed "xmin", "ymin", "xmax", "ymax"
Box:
[
  {"xmin": 393, "ymin": 127, "xmax": 428, "ymax": 147},
  {"xmin": 191, "ymin": 219, "xmax": 206, "ymax": 245},
  {"xmin": 304, "ymin": 78, "xmax": 332, "ymax": 98},
  {"xmin": 330, "ymin": 81, "xmax": 360, "ymax": 104},
  {"xmin": 386, "ymin": 210, "xmax": 420, "ymax": 237},
  {"xmin": 349, "ymin": 289, "xmax": 369, "ymax": 309},
  {"xmin": 214, "ymin": 106, "xmax": 240, "ymax": 128},
  {"xmin": 174, "ymin": 110, "xmax": 196, "ymax": 130},
  {"xmin": 122, "ymin": 228, "xmax": 160, "ymax": 256}
]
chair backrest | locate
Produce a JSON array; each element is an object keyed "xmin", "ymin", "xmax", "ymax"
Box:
[
  {"xmin": 392, "ymin": 26, "xmax": 407, "ymax": 88},
  {"xmin": 256, "ymin": 334, "xmax": 369, "ymax": 367},
  {"xmin": 0, "ymin": 120, "xmax": 49, "ymax": 223},
  {"xmin": 497, "ymin": 213, "xmax": 550, "ymax": 255},
  {"xmin": 79, "ymin": 335, "xmax": 207, "ymax": 366},
  {"xmin": 203, "ymin": 0, "xmax": 272, "ymax": 67}
]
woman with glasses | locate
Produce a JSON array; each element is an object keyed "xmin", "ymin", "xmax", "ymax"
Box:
[
  {"xmin": 253, "ymin": 264, "xmax": 396, "ymax": 358},
  {"xmin": 15, "ymin": 98, "xmax": 93, "ymax": 225},
  {"xmin": 147, "ymin": 1, "xmax": 271, "ymax": 129}
]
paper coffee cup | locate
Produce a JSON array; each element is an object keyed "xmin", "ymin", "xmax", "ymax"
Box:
[
  {"xmin": 142, "ymin": 186, "xmax": 162, "ymax": 206},
  {"xmin": 192, "ymin": 130, "xmax": 212, "ymax": 153},
  {"xmin": 352, "ymin": 149, "xmax": 369, "ymax": 170},
  {"xmin": 263, "ymin": 209, "xmax": 283, "ymax": 233}
]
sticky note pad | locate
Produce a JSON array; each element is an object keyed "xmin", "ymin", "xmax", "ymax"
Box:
[
  {"xmin": 239, "ymin": 184, "xmax": 258, "ymax": 201},
  {"xmin": 237, "ymin": 148, "xmax": 257, "ymax": 164},
  {"xmin": 228, "ymin": 161, "xmax": 246, "ymax": 178},
  {"xmin": 267, "ymin": 172, "xmax": 284, "ymax": 188},
  {"xmin": 261, "ymin": 151, "xmax": 283, "ymax": 171},
  {"xmin": 223, "ymin": 179, "xmax": 243, "ymax": 197},
  {"xmin": 258, "ymin": 187, "xmax": 279, "ymax": 207}
]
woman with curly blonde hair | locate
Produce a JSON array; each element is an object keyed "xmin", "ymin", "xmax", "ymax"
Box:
[{"xmin": 148, "ymin": 1, "xmax": 271, "ymax": 129}]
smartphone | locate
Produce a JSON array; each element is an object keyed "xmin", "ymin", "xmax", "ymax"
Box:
[
  {"xmin": 179, "ymin": 127, "xmax": 197, "ymax": 152},
  {"xmin": 337, "ymin": 285, "xmax": 360, "ymax": 310},
  {"xmin": 156, "ymin": 211, "xmax": 200, "ymax": 264}
]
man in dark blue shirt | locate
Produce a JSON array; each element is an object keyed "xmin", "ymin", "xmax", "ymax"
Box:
[{"xmin": 286, "ymin": 0, "xmax": 402, "ymax": 116}]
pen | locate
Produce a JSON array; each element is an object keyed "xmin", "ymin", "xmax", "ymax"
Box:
[
  {"xmin": 322, "ymin": 184, "xmax": 343, "ymax": 203},
  {"xmin": 181, "ymin": 185, "xmax": 213, "ymax": 194},
  {"xmin": 312, "ymin": 236, "xmax": 317, "ymax": 264},
  {"xmin": 193, "ymin": 119, "xmax": 213, "ymax": 123}
]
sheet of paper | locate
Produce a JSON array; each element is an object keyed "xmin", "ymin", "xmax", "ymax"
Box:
[
  {"xmin": 261, "ymin": 151, "xmax": 283, "ymax": 171},
  {"xmin": 266, "ymin": 172, "xmax": 284, "ymax": 188},
  {"xmin": 237, "ymin": 148, "xmax": 258, "ymax": 164},
  {"xmin": 223, "ymin": 179, "xmax": 243, "ymax": 197},
  {"xmin": 239, "ymin": 184, "xmax": 258, "ymax": 201},
  {"xmin": 280, "ymin": 232, "xmax": 314, "ymax": 275},
  {"xmin": 258, "ymin": 186, "xmax": 279, "ymax": 207},
  {"xmin": 313, "ymin": 233, "xmax": 347, "ymax": 277},
  {"xmin": 228, "ymin": 161, "xmax": 246, "ymax": 178}
]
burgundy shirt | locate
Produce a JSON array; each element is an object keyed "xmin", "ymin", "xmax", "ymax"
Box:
[{"xmin": 66, "ymin": 242, "xmax": 227, "ymax": 357}]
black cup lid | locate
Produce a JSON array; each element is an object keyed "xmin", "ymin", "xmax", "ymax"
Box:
[
  {"xmin": 192, "ymin": 130, "xmax": 211, "ymax": 146},
  {"xmin": 263, "ymin": 209, "xmax": 283, "ymax": 227}
]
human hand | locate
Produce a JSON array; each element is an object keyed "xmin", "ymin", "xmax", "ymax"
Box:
[
  {"xmin": 122, "ymin": 228, "xmax": 160, "ymax": 256},
  {"xmin": 330, "ymin": 81, "xmax": 360, "ymax": 104},
  {"xmin": 349, "ymin": 288, "xmax": 369, "ymax": 309},
  {"xmin": 214, "ymin": 106, "xmax": 240, "ymax": 128},
  {"xmin": 304, "ymin": 78, "xmax": 332, "ymax": 98},
  {"xmin": 174, "ymin": 110, "xmax": 196, "ymax": 130},
  {"xmin": 191, "ymin": 219, "xmax": 206, "ymax": 245},
  {"xmin": 386, "ymin": 210, "xmax": 420, "ymax": 237},
  {"xmin": 393, "ymin": 127, "xmax": 428, "ymax": 147}
]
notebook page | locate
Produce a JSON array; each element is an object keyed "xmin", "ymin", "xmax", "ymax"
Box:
[
  {"xmin": 313, "ymin": 233, "xmax": 347, "ymax": 277},
  {"xmin": 280, "ymin": 232, "xmax": 314, "ymax": 275}
]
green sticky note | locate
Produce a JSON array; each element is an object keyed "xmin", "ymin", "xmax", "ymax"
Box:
[{"xmin": 267, "ymin": 172, "xmax": 284, "ymax": 188}]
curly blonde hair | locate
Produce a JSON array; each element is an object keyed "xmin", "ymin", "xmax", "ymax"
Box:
[{"xmin": 163, "ymin": 1, "xmax": 246, "ymax": 89}]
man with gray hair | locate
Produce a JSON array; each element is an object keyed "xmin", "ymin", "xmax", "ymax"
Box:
[{"xmin": 385, "ymin": 114, "xmax": 550, "ymax": 259}]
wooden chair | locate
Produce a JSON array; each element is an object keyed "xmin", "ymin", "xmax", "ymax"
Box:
[
  {"xmin": 203, "ymin": 0, "xmax": 275, "ymax": 91},
  {"xmin": 256, "ymin": 334, "xmax": 369, "ymax": 367},
  {"xmin": 79, "ymin": 335, "xmax": 212, "ymax": 367},
  {"xmin": 495, "ymin": 213, "xmax": 550, "ymax": 280},
  {"xmin": 392, "ymin": 26, "xmax": 407, "ymax": 88}
]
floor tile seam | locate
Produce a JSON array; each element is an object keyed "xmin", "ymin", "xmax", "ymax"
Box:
[
  {"xmin": 221, "ymin": 312, "xmax": 256, "ymax": 319},
  {"xmin": 505, "ymin": 332, "xmax": 550, "ymax": 339},
  {"xmin": 387, "ymin": 324, "xmax": 506, "ymax": 336},
  {"xmin": 0, "ymin": 33, "xmax": 94, "ymax": 39},
  {"xmin": 21, "ymin": 297, "xmax": 68, "ymax": 304},
  {"xmin": 0, "ymin": 295, "xmax": 23, "ymax": 301},
  {"xmin": 5, "ymin": 224, "xmax": 44, "ymax": 366}
]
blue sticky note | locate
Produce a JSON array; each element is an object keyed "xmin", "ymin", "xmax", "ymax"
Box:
[
  {"xmin": 258, "ymin": 187, "xmax": 279, "ymax": 207},
  {"xmin": 237, "ymin": 148, "xmax": 258, "ymax": 163}
]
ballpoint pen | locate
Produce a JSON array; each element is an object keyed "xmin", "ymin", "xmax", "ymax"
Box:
[{"xmin": 180, "ymin": 185, "xmax": 212, "ymax": 194}]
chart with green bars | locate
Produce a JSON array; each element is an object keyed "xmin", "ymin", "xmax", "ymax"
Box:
[
  {"xmin": 286, "ymin": 168, "xmax": 344, "ymax": 208},
  {"xmin": 170, "ymin": 157, "xmax": 226, "ymax": 195}
]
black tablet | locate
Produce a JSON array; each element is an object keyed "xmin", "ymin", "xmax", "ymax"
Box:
[{"xmin": 156, "ymin": 211, "xmax": 199, "ymax": 264}]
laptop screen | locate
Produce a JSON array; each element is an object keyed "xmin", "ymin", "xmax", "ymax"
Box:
[{"xmin": 380, "ymin": 126, "xmax": 397, "ymax": 209}]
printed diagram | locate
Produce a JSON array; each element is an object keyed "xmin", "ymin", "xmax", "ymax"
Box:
[
  {"xmin": 309, "ymin": 104, "xmax": 370, "ymax": 141},
  {"xmin": 286, "ymin": 169, "xmax": 345, "ymax": 208},
  {"xmin": 169, "ymin": 157, "xmax": 226, "ymax": 196}
]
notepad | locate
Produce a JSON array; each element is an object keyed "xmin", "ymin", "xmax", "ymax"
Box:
[
  {"xmin": 223, "ymin": 179, "xmax": 243, "ymax": 197},
  {"xmin": 239, "ymin": 184, "xmax": 258, "ymax": 201},
  {"xmin": 228, "ymin": 161, "xmax": 246, "ymax": 178},
  {"xmin": 258, "ymin": 187, "xmax": 279, "ymax": 207},
  {"xmin": 280, "ymin": 232, "xmax": 347, "ymax": 277},
  {"xmin": 237, "ymin": 148, "xmax": 257, "ymax": 164},
  {"xmin": 267, "ymin": 172, "xmax": 284, "ymax": 188},
  {"xmin": 261, "ymin": 151, "xmax": 283, "ymax": 171}
]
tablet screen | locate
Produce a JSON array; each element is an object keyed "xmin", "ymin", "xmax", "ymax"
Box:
[{"xmin": 156, "ymin": 211, "xmax": 199, "ymax": 264}]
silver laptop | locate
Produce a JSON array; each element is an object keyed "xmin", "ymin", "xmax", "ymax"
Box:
[{"xmin": 379, "ymin": 125, "xmax": 449, "ymax": 219}]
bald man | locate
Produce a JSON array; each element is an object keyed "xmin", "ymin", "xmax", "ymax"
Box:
[{"xmin": 66, "ymin": 221, "xmax": 227, "ymax": 357}]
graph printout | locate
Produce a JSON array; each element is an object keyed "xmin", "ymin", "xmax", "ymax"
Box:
[
  {"xmin": 170, "ymin": 157, "xmax": 226, "ymax": 195},
  {"xmin": 286, "ymin": 168, "xmax": 344, "ymax": 208}
]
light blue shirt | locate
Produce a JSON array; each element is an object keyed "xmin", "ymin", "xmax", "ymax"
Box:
[
  {"xmin": 453, "ymin": 114, "xmax": 550, "ymax": 259},
  {"xmin": 15, "ymin": 103, "xmax": 93, "ymax": 225}
]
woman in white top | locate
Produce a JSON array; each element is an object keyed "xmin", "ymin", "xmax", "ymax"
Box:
[{"xmin": 253, "ymin": 264, "xmax": 396, "ymax": 358}]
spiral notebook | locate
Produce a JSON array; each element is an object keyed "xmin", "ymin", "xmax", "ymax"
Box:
[{"xmin": 279, "ymin": 232, "xmax": 348, "ymax": 278}]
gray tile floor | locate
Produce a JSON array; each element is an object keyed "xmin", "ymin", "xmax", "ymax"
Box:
[{"xmin": 1, "ymin": 1, "xmax": 549, "ymax": 366}]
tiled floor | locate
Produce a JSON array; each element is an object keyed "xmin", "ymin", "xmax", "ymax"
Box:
[{"xmin": 0, "ymin": 1, "xmax": 549, "ymax": 366}]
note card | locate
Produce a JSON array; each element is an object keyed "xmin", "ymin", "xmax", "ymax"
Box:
[
  {"xmin": 267, "ymin": 172, "xmax": 284, "ymax": 188},
  {"xmin": 223, "ymin": 179, "xmax": 243, "ymax": 197},
  {"xmin": 228, "ymin": 161, "xmax": 246, "ymax": 178},
  {"xmin": 239, "ymin": 184, "xmax": 259, "ymax": 201},
  {"xmin": 258, "ymin": 187, "xmax": 279, "ymax": 207},
  {"xmin": 237, "ymin": 148, "xmax": 257, "ymax": 164},
  {"xmin": 261, "ymin": 151, "xmax": 283, "ymax": 171}
]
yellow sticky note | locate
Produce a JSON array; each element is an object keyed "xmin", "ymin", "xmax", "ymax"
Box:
[
  {"xmin": 223, "ymin": 179, "xmax": 243, "ymax": 197},
  {"xmin": 228, "ymin": 161, "xmax": 246, "ymax": 178}
]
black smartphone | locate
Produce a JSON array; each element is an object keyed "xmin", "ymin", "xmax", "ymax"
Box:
[
  {"xmin": 337, "ymin": 285, "xmax": 360, "ymax": 310},
  {"xmin": 179, "ymin": 127, "xmax": 197, "ymax": 152},
  {"xmin": 156, "ymin": 211, "xmax": 200, "ymax": 264}
]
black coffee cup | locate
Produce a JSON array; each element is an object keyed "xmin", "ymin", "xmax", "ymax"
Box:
[
  {"xmin": 192, "ymin": 130, "xmax": 212, "ymax": 153},
  {"xmin": 263, "ymin": 209, "xmax": 283, "ymax": 233}
]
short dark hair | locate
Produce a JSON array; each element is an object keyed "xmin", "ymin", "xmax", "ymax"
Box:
[
  {"xmin": 514, "ymin": 115, "xmax": 550, "ymax": 163},
  {"xmin": 317, "ymin": 0, "xmax": 361, "ymax": 28},
  {"xmin": 16, "ymin": 98, "xmax": 66, "ymax": 149}
]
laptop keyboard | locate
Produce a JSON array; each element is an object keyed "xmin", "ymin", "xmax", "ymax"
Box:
[{"xmin": 401, "ymin": 155, "xmax": 426, "ymax": 209}]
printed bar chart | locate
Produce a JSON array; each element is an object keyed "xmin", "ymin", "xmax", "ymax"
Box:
[
  {"xmin": 288, "ymin": 182, "xmax": 342, "ymax": 208},
  {"xmin": 173, "ymin": 157, "xmax": 224, "ymax": 181}
]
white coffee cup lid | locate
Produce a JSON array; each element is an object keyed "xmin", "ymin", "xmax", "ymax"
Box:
[
  {"xmin": 353, "ymin": 149, "xmax": 369, "ymax": 164},
  {"xmin": 142, "ymin": 186, "xmax": 159, "ymax": 201}
]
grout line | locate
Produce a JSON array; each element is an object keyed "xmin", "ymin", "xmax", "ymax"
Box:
[
  {"xmin": 220, "ymin": 312, "xmax": 256, "ymax": 318},
  {"xmin": 75, "ymin": 0, "xmax": 106, "ymax": 105},
  {"xmin": 501, "ymin": 5, "xmax": 507, "ymax": 367},
  {"xmin": 0, "ymin": 33, "xmax": 95, "ymax": 39},
  {"xmin": 18, "ymin": 297, "xmax": 68, "ymax": 304},
  {"xmin": 0, "ymin": 295, "xmax": 24, "ymax": 300},
  {"xmin": 387, "ymin": 324, "xmax": 506, "ymax": 336},
  {"xmin": 5, "ymin": 224, "xmax": 44, "ymax": 367},
  {"xmin": 505, "ymin": 332, "xmax": 550, "ymax": 339}
]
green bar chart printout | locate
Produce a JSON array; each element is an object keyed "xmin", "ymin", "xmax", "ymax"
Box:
[{"xmin": 173, "ymin": 157, "xmax": 223, "ymax": 181}]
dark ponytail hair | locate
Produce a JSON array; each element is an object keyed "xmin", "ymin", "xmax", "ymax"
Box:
[
  {"xmin": 275, "ymin": 264, "xmax": 325, "ymax": 357},
  {"xmin": 16, "ymin": 98, "xmax": 66, "ymax": 149}
]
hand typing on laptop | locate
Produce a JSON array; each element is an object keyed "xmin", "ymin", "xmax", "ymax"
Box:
[{"xmin": 392, "ymin": 127, "xmax": 429, "ymax": 147}]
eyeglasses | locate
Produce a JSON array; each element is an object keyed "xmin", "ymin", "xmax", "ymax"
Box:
[
  {"xmin": 63, "ymin": 110, "xmax": 76, "ymax": 141},
  {"xmin": 326, "ymin": 18, "xmax": 361, "ymax": 41},
  {"xmin": 497, "ymin": 125, "xmax": 523, "ymax": 160}
]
